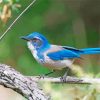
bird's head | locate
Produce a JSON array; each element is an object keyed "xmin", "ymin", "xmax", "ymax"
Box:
[{"xmin": 21, "ymin": 32, "xmax": 50, "ymax": 50}]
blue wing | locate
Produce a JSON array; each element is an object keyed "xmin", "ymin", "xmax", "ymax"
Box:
[{"xmin": 47, "ymin": 48, "xmax": 81, "ymax": 60}]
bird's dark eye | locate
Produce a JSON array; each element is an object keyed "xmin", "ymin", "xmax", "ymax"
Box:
[
  {"xmin": 32, "ymin": 38, "xmax": 42, "ymax": 47},
  {"xmin": 32, "ymin": 38, "xmax": 38, "ymax": 42}
]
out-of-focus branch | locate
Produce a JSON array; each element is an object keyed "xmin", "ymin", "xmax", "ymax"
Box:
[{"xmin": 0, "ymin": 64, "xmax": 49, "ymax": 100}]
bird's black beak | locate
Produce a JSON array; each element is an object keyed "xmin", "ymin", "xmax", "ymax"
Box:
[{"xmin": 20, "ymin": 36, "xmax": 29, "ymax": 41}]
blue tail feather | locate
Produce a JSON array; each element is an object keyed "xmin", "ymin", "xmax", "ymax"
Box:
[{"xmin": 80, "ymin": 48, "xmax": 100, "ymax": 55}]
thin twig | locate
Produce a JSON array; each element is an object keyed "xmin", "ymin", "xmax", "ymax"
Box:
[{"xmin": 0, "ymin": 0, "xmax": 37, "ymax": 41}]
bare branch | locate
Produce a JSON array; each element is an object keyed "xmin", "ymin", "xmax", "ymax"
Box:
[
  {"xmin": 29, "ymin": 76, "xmax": 100, "ymax": 84},
  {"xmin": 0, "ymin": 64, "xmax": 49, "ymax": 100},
  {"xmin": 0, "ymin": 63, "xmax": 100, "ymax": 100}
]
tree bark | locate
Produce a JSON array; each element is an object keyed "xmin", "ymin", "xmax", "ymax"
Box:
[{"xmin": 0, "ymin": 64, "xmax": 49, "ymax": 100}]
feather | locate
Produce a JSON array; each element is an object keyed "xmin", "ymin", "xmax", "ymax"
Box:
[
  {"xmin": 62, "ymin": 46, "xmax": 83, "ymax": 53},
  {"xmin": 47, "ymin": 49, "xmax": 80, "ymax": 60}
]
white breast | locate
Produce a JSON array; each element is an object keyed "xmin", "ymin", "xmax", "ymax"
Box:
[{"xmin": 27, "ymin": 42, "xmax": 39, "ymax": 60}]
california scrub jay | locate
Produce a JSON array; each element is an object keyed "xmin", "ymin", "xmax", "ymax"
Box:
[{"xmin": 21, "ymin": 32, "xmax": 100, "ymax": 80}]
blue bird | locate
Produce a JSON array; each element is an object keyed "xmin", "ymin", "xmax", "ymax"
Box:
[{"xmin": 21, "ymin": 32, "xmax": 100, "ymax": 79}]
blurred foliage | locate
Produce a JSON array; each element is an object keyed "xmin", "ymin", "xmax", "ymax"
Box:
[
  {"xmin": 0, "ymin": 0, "xmax": 21, "ymax": 24},
  {"xmin": 42, "ymin": 83, "xmax": 100, "ymax": 100},
  {"xmin": 0, "ymin": 0, "xmax": 100, "ymax": 100}
]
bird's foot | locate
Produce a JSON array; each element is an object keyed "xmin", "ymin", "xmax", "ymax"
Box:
[
  {"xmin": 60, "ymin": 67, "xmax": 71, "ymax": 82},
  {"xmin": 60, "ymin": 72, "xmax": 67, "ymax": 82},
  {"xmin": 38, "ymin": 75, "xmax": 45, "ymax": 79}
]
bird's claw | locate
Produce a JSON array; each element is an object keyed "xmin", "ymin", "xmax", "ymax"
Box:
[
  {"xmin": 38, "ymin": 75, "xmax": 45, "ymax": 79},
  {"xmin": 60, "ymin": 72, "xmax": 68, "ymax": 82},
  {"xmin": 60, "ymin": 75, "xmax": 67, "ymax": 82}
]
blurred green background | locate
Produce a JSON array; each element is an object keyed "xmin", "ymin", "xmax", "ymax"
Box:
[{"xmin": 0, "ymin": 0, "xmax": 100, "ymax": 100}]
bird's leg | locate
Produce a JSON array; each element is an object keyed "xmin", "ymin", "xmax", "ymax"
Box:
[
  {"xmin": 60, "ymin": 67, "xmax": 70, "ymax": 82},
  {"xmin": 39, "ymin": 70, "xmax": 55, "ymax": 79},
  {"xmin": 44, "ymin": 70, "xmax": 55, "ymax": 76}
]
